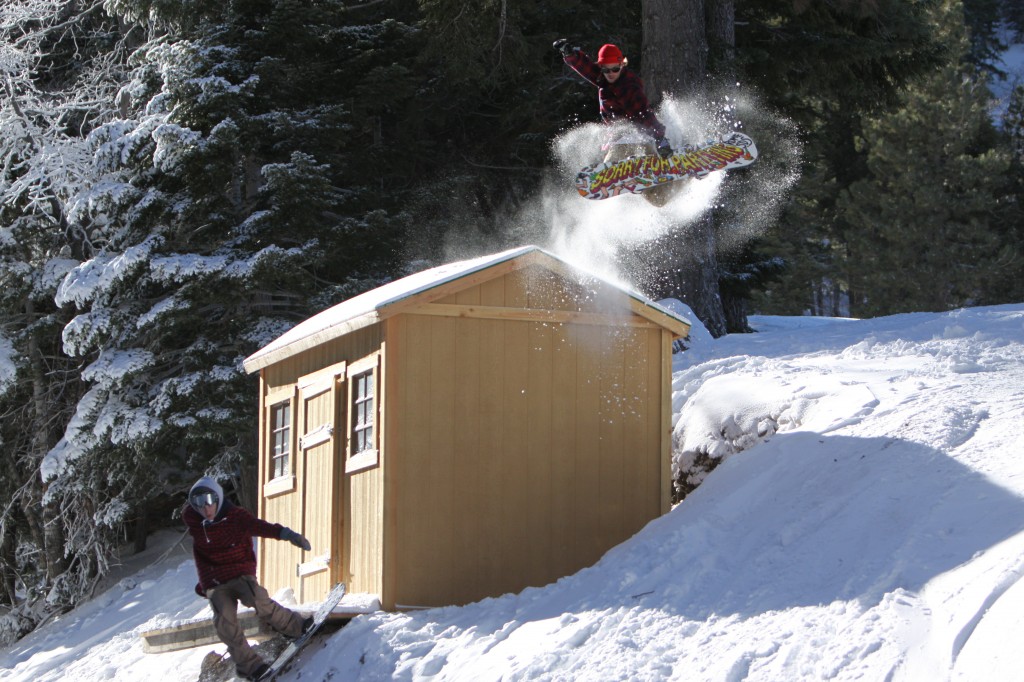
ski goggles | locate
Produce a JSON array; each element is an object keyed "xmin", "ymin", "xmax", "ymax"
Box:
[
  {"xmin": 600, "ymin": 64, "xmax": 622, "ymax": 74},
  {"xmin": 190, "ymin": 491, "xmax": 219, "ymax": 508}
]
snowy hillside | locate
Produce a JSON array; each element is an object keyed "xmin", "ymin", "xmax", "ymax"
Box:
[{"xmin": 3, "ymin": 304, "xmax": 1024, "ymax": 681}]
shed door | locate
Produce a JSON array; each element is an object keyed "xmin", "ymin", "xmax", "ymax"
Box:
[{"xmin": 296, "ymin": 363, "xmax": 346, "ymax": 602}]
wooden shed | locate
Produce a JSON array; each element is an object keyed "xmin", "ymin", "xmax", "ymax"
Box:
[{"xmin": 242, "ymin": 246, "xmax": 690, "ymax": 610}]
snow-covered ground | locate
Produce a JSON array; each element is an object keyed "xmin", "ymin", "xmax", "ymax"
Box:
[{"xmin": 3, "ymin": 303, "xmax": 1024, "ymax": 681}]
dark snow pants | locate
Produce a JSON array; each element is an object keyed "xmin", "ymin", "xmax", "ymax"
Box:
[{"xmin": 206, "ymin": 574, "xmax": 305, "ymax": 677}]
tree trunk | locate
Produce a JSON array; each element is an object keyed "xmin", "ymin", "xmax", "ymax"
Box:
[
  {"xmin": 236, "ymin": 459, "xmax": 259, "ymax": 514},
  {"xmin": 133, "ymin": 508, "xmax": 148, "ymax": 554},
  {"xmin": 234, "ymin": 431, "xmax": 260, "ymax": 514},
  {"xmin": 705, "ymin": 0, "xmax": 735, "ymax": 67},
  {"xmin": 721, "ymin": 287, "xmax": 751, "ymax": 333},
  {"xmin": 1, "ymin": 520, "xmax": 17, "ymax": 606},
  {"xmin": 641, "ymin": 0, "xmax": 706, "ymax": 105},
  {"xmin": 641, "ymin": 0, "xmax": 736, "ymax": 337},
  {"xmin": 26, "ymin": 302, "xmax": 68, "ymax": 583},
  {"xmin": 669, "ymin": 221, "xmax": 728, "ymax": 336}
]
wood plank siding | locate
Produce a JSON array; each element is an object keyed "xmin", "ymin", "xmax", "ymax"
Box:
[{"xmin": 385, "ymin": 266, "xmax": 668, "ymax": 607}]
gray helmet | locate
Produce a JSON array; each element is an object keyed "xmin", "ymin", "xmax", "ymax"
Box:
[{"xmin": 188, "ymin": 476, "xmax": 224, "ymax": 516}]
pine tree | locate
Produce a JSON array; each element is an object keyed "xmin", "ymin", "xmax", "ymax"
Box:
[
  {"xmin": 838, "ymin": 3, "xmax": 1017, "ymax": 315},
  {"xmin": 1006, "ymin": 84, "xmax": 1024, "ymax": 160},
  {"xmin": 29, "ymin": 0, "xmax": 421, "ymax": 615},
  {"xmin": 735, "ymin": 0, "xmax": 949, "ymax": 316},
  {"xmin": 989, "ymin": 84, "xmax": 1024, "ymax": 304},
  {"xmin": 0, "ymin": 0, "xmax": 132, "ymax": 629}
]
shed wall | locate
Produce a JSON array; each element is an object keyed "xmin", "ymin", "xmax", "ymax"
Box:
[
  {"xmin": 386, "ymin": 268, "xmax": 668, "ymax": 608},
  {"xmin": 332, "ymin": 457, "xmax": 385, "ymax": 597}
]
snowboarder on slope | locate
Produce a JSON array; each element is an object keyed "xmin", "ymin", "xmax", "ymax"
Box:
[{"xmin": 183, "ymin": 476, "xmax": 312, "ymax": 681}]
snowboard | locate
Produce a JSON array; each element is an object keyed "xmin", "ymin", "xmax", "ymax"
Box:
[
  {"xmin": 575, "ymin": 131, "xmax": 758, "ymax": 200},
  {"xmin": 257, "ymin": 582, "xmax": 347, "ymax": 681}
]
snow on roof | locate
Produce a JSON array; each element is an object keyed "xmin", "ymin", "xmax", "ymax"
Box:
[{"xmin": 243, "ymin": 245, "xmax": 690, "ymax": 373}]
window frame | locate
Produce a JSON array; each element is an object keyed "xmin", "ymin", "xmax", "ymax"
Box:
[
  {"xmin": 263, "ymin": 386, "xmax": 297, "ymax": 497},
  {"xmin": 345, "ymin": 353, "xmax": 381, "ymax": 474},
  {"xmin": 270, "ymin": 401, "xmax": 291, "ymax": 478}
]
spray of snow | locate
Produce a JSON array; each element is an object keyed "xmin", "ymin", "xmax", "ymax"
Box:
[
  {"xmin": 440, "ymin": 91, "xmax": 801, "ymax": 302},
  {"xmin": 542, "ymin": 118, "xmax": 726, "ymax": 284}
]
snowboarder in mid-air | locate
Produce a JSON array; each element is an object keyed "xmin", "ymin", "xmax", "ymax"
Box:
[
  {"xmin": 554, "ymin": 39, "xmax": 758, "ymax": 203},
  {"xmin": 183, "ymin": 477, "xmax": 313, "ymax": 681},
  {"xmin": 554, "ymin": 39, "xmax": 677, "ymax": 205}
]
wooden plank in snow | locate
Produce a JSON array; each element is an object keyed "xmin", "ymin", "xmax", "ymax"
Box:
[{"xmin": 140, "ymin": 609, "xmax": 357, "ymax": 653}]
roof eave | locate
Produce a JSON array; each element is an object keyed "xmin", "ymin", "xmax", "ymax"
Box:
[
  {"xmin": 629, "ymin": 300, "xmax": 691, "ymax": 338},
  {"xmin": 242, "ymin": 310, "xmax": 382, "ymax": 374}
]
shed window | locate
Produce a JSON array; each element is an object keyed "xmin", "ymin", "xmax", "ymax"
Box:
[
  {"xmin": 351, "ymin": 370, "xmax": 375, "ymax": 456},
  {"xmin": 270, "ymin": 400, "xmax": 291, "ymax": 479}
]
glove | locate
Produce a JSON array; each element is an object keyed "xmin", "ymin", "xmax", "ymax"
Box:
[
  {"xmin": 553, "ymin": 38, "xmax": 576, "ymax": 57},
  {"xmin": 656, "ymin": 138, "xmax": 674, "ymax": 158},
  {"xmin": 280, "ymin": 527, "xmax": 311, "ymax": 551}
]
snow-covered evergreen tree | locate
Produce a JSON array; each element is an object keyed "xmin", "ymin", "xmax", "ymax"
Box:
[
  {"xmin": 42, "ymin": 0, "xmax": 421, "ymax": 561},
  {"xmin": 0, "ymin": 0, "xmax": 421, "ymax": 630},
  {"xmin": 0, "ymin": 0, "xmax": 133, "ymax": 631}
]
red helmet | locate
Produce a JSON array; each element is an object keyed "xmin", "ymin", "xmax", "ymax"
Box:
[{"xmin": 597, "ymin": 44, "xmax": 624, "ymax": 65}]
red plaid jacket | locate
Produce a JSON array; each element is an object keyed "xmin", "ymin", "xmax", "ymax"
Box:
[
  {"xmin": 564, "ymin": 50, "xmax": 666, "ymax": 141},
  {"xmin": 182, "ymin": 501, "xmax": 284, "ymax": 596}
]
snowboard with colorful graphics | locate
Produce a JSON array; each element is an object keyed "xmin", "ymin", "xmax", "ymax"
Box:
[
  {"xmin": 256, "ymin": 582, "xmax": 346, "ymax": 681},
  {"xmin": 575, "ymin": 132, "xmax": 758, "ymax": 200}
]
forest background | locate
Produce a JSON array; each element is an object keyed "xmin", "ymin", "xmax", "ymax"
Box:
[{"xmin": 1, "ymin": 0, "xmax": 1023, "ymax": 643}]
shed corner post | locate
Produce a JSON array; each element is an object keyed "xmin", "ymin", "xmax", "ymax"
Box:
[
  {"xmin": 380, "ymin": 320, "xmax": 401, "ymax": 612},
  {"xmin": 256, "ymin": 368, "xmax": 269, "ymax": 582},
  {"xmin": 661, "ymin": 330, "xmax": 674, "ymax": 515}
]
